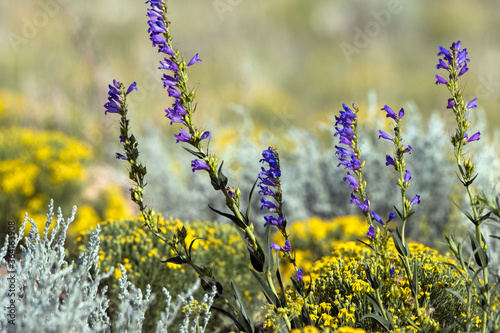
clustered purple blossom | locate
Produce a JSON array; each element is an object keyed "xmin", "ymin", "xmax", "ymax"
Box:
[
  {"xmin": 104, "ymin": 80, "xmax": 138, "ymax": 160},
  {"xmin": 146, "ymin": 0, "xmax": 210, "ymax": 172},
  {"xmin": 436, "ymin": 40, "xmax": 480, "ymax": 145},
  {"xmin": 435, "ymin": 41, "xmax": 469, "ymax": 86},
  {"xmin": 258, "ymin": 147, "xmax": 283, "ymax": 228},
  {"xmin": 334, "ymin": 104, "xmax": 369, "ymax": 214}
]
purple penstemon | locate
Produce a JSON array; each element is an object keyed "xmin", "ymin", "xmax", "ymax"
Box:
[
  {"xmin": 258, "ymin": 146, "xmax": 302, "ymax": 280},
  {"xmin": 146, "ymin": 0, "xmax": 212, "ymax": 174},
  {"xmin": 379, "ymin": 105, "xmax": 420, "ymax": 245}
]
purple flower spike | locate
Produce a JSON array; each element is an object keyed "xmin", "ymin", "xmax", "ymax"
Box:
[
  {"xmin": 174, "ymin": 128, "xmax": 192, "ymax": 143},
  {"xmin": 404, "ymin": 170, "xmax": 412, "ymax": 184},
  {"xmin": 467, "ymin": 98, "xmax": 478, "ymax": 110},
  {"xmin": 410, "ymin": 194, "xmax": 421, "ymax": 207},
  {"xmin": 191, "ymin": 159, "xmax": 210, "ymax": 172},
  {"xmin": 296, "ymin": 269, "xmax": 304, "ymax": 281},
  {"xmin": 378, "ymin": 130, "xmax": 394, "ymax": 141},
  {"xmin": 187, "ymin": 53, "xmax": 202, "ymax": 67},
  {"xmin": 385, "ymin": 155, "xmax": 395, "ymax": 166},
  {"xmin": 466, "ymin": 131, "xmax": 480, "ymax": 143}
]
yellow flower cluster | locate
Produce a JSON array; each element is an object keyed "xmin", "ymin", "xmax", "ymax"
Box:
[{"xmin": 0, "ymin": 126, "xmax": 92, "ymax": 237}]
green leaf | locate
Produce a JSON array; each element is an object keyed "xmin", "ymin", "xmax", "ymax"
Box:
[
  {"xmin": 250, "ymin": 270, "xmax": 279, "ymax": 306},
  {"xmin": 218, "ymin": 161, "xmax": 229, "ymax": 188},
  {"xmin": 361, "ymin": 313, "xmax": 392, "ymax": 331},
  {"xmin": 411, "ymin": 260, "xmax": 419, "ymax": 297},
  {"xmin": 188, "ymin": 237, "xmax": 205, "ymax": 260},
  {"xmin": 161, "ymin": 256, "xmax": 185, "ymax": 265},
  {"xmin": 468, "ymin": 231, "xmax": 488, "ymax": 267},
  {"xmin": 208, "ymin": 204, "xmax": 246, "ymax": 229},
  {"xmin": 210, "ymin": 306, "xmax": 247, "ymax": 333},
  {"xmin": 452, "ymin": 199, "xmax": 477, "ymax": 225},
  {"xmin": 357, "ymin": 239, "xmax": 374, "ymax": 251},
  {"xmin": 276, "ymin": 254, "xmax": 288, "ymax": 306},
  {"xmin": 464, "ymin": 173, "xmax": 479, "ymax": 186},
  {"xmin": 231, "ymin": 280, "xmax": 255, "ymax": 332},
  {"xmin": 445, "ymin": 288, "xmax": 466, "ymax": 306},
  {"xmin": 182, "ymin": 146, "xmax": 206, "ymax": 159},
  {"xmin": 364, "ymin": 262, "xmax": 379, "ymax": 290},
  {"xmin": 391, "ymin": 228, "xmax": 409, "ymax": 257},
  {"xmin": 263, "ymin": 225, "xmax": 273, "ymax": 273},
  {"xmin": 244, "ymin": 178, "xmax": 259, "ymax": 223}
]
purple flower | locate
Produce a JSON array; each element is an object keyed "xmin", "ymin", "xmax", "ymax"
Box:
[
  {"xmin": 466, "ymin": 131, "xmax": 480, "ymax": 143},
  {"xmin": 187, "ymin": 53, "xmax": 202, "ymax": 67},
  {"xmin": 264, "ymin": 214, "xmax": 283, "ymax": 227},
  {"xmin": 161, "ymin": 74, "xmax": 178, "ymax": 88},
  {"xmin": 296, "ymin": 269, "xmax": 304, "ymax": 281},
  {"xmin": 349, "ymin": 194, "xmax": 370, "ymax": 213},
  {"xmin": 260, "ymin": 198, "xmax": 277, "ymax": 212},
  {"xmin": 191, "ymin": 159, "xmax": 210, "ymax": 172},
  {"xmin": 387, "ymin": 211, "xmax": 395, "ymax": 223},
  {"xmin": 381, "ymin": 105, "xmax": 404, "ymax": 121},
  {"xmin": 167, "ymin": 87, "xmax": 182, "ymax": 99},
  {"xmin": 367, "ymin": 225, "xmax": 375, "ymax": 238},
  {"xmin": 371, "ymin": 212, "xmax": 384, "ymax": 225},
  {"xmin": 403, "ymin": 145, "xmax": 412, "ymax": 154},
  {"xmin": 385, "ymin": 155, "xmax": 395, "ymax": 166},
  {"xmin": 467, "ymin": 98, "xmax": 477, "ymax": 110},
  {"xmin": 404, "ymin": 170, "xmax": 412, "ymax": 184},
  {"xmin": 446, "ymin": 98, "xmax": 455, "ymax": 109},
  {"xmin": 165, "ymin": 100, "xmax": 187, "ymax": 125},
  {"xmin": 270, "ymin": 240, "xmax": 291, "ymax": 252},
  {"xmin": 116, "ymin": 153, "xmax": 128, "ymax": 160},
  {"xmin": 200, "ymin": 131, "xmax": 211, "ymax": 140},
  {"xmin": 159, "ymin": 59, "xmax": 179, "ymax": 72},
  {"xmin": 126, "ymin": 82, "xmax": 138, "ymax": 95},
  {"xmin": 435, "ymin": 75, "xmax": 448, "ymax": 85},
  {"xmin": 343, "ymin": 172, "xmax": 359, "ymax": 190},
  {"xmin": 410, "ymin": 194, "xmax": 421, "ymax": 207},
  {"xmin": 378, "ymin": 130, "xmax": 394, "ymax": 141},
  {"xmin": 174, "ymin": 128, "xmax": 191, "ymax": 143},
  {"xmin": 389, "ymin": 267, "xmax": 396, "ymax": 278}
]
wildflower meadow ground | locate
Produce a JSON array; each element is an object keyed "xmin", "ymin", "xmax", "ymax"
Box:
[{"xmin": 1, "ymin": 1, "xmax": 500, "ymax": 332}]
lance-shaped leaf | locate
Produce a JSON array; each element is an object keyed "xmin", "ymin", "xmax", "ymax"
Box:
[
  {"xmin": 250, "ymin": 270, "xmax": 279, "ymax": 307},
  {"xmin": 211, "ymin": 306, "xmax": 247, "ymax": 333},
  {"xmin": 244, "ymin": 178, "xmax": 259, "ymax": 224},
  {"xmin": 391, "ymin": 227, "xmax": 409, "ymax": 257},
  {"xmin": 263, "ymin": 225, "xmax": 273, "ymax": 273},
  {"xmin": 468, "ymin": 231, "xmax": 488, "ymax": 267},
  {"xmin": 231, "ymin": 280, "xmax": 255, "ymax": 332},
  {"xmin": 365, "ymin": 262, "xmax": 379, "ymax": 290},
  {"xmin": 182, "ymin": 146, "xmax": 207, "ymax": 159},
  {"xmin": 161, "ymin": 256, "xmax": 186, "ymax": 265},
  {"xmin": 208, "ymin": 204, "xmax": 246, "ymax": 229}
]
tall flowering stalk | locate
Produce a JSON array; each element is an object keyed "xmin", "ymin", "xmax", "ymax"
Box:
[
  {"xmin": 378, "ymin": 105, "xmax": 439, "ymax": 331},
  {"xmin": 145, "ymin": 0, "xmax": 266, "ymax": 274},
  {"xmin": 436, "ymin": 41, "xmax": 493, "ymax": 332},
  {"xmin": 334, "ymin": 103, "xmax": 395, "ymax": 328}
]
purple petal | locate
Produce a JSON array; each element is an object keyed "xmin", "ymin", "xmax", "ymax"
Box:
[
  {"xmin": 200, "ymin": 131, "xmax": 211, "ymax": 140},
  {"xmin": 410, "ymin": 195, "xmax": 421, "ymax": 207},
  {"xmin": 466, "ymin": 131, "xmax": 480, "ymax": 143},
  {"xmin": 366, "ymin": 225, "xmax": 375, "ymax": 238},
  {"xmin": 381, "ymin": 105, "xmax": 397, "ymax": 121},
  {"xmin": 187, "ymin": 53, "xmax": 202, "ymax": 67},
  {"xmin": 191, "ymin": 159, "xmax": 210, "ymax": 172},
  {"xmin": 404, "ymin": 170, "xmax": 411, "ymax": 184},
  {"xmin": 116, "ymin": 153, "xmax": 128, "ymax": 160},
  {"xmin": 435, "ymin": 75, "xmax": 448, "ymax": 85},
  {"xmin": 174, "ymin": 127, "xmax": 191, "ymax": 143},
  {"xmin": 378, "ymin": 130, "xmax": 394, "ymax": 141},
  {"xmin": 385, "ymin": 155, "xmax": 395, "ymax": 166},
  {"xmin": 467, "ymin": 98, "xmax": 478, "ymax": 110},
  {"xmin": 295, "ymin": 269, "xmax": 303, "ymax": 281},
  {"xmin": 398, "ymin": 108, "xmax": 405, "ymax": 119},
  {"xmin": 126, "ymin": 82, "xmax": 138, "ymax": 95}
]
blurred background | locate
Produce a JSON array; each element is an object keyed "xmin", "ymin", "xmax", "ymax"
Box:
[{"xmin": 1, "ymin": 0, "xmax": 500, "ymax": 248}]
